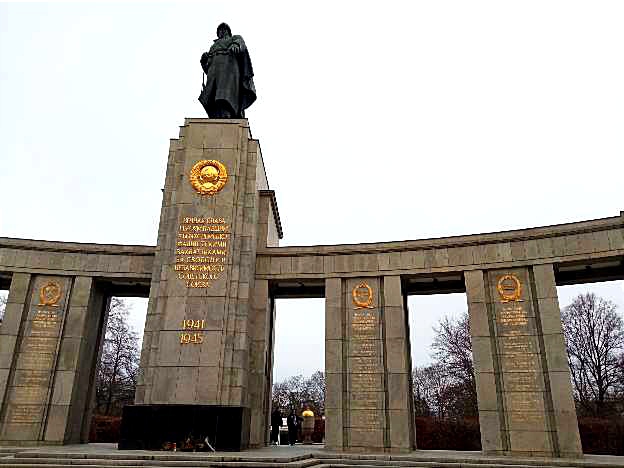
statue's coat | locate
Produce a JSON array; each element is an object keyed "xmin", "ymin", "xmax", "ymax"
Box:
[{"xmin": 199, "ymin": 35, "xmax": 256, "ymax": 118}]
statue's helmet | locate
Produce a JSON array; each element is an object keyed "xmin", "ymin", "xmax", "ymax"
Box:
[{"xmin": 216, "ymin": 23, "xmax": 232, "ymax": 37}]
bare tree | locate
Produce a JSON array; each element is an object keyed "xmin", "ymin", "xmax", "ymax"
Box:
[
  {"xmin": 430, "ymin": 311, "xmax": 477, "ymax": 417},
  {"xmin": 272, "ymin": 371, "xmax": 325, "ymax": 415},
  {"xmin": 272, "ymin": 374, "xmax": 306, "ymax": 413},
  {"xmin": 0, "ymin": 293, "xmax": 6, "ymax": 323},
  {"xmin": 432, "ymin": 312, "xmax": 475, "ymax": 388},
  {"xmin": 411, "ymin": 311, "xmax": 477, "ymax": 419},
  {"xmin": 306, "ymin": 371, "xmax": 326, "ymax": 415},
  {"xmin": 561, "ymin": 293, "xmax": 624, "ymax": 417},
  {"xmin": 413, "ymin": 364, "xmax": 451, "ymax": 417},
  {"xmin": 95, "ymin": 298, "xmax": 140, "ymax": 416}
]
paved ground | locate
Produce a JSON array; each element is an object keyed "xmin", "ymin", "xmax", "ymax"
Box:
[
  {"xmin": 9, "ymin": 442, "xmax": 326, "ymax": 459},
  {"xmin": 0, "ymin": 443, "xmax": 623, "ymax": 467}
]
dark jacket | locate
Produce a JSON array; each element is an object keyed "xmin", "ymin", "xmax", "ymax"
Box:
[{"xmin": 271, "ymin": 410, "xmax": 282, "ymax": 428}]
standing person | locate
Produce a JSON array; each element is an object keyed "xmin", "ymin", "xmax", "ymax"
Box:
[
  {"xmin": 270, "ymin": 407, "xmax": 282, "ymax": 445},
  {"xmin": 286, "ymin": 409, "xmax": 300, "ymax": 446}
]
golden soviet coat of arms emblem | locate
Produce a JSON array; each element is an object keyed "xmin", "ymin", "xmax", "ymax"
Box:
[
  {"xmin": 189, "ymin": 160, "xmax": 228, "ymax": 195},
  {"xmin": 352, "ymin": 282, "xmax": 374, "ymax": 309},
  {"xmin": 496, "ymin": 274, "xmax": 522, "ymax": 303},
  {"xmin": 39, "ymin": 281, "xmax": 62, "ymax": 306}
]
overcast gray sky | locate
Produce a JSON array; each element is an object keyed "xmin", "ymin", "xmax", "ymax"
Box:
[{"xmin": 1, "ymin": 2, "xmax": 622, "ymax": 381}]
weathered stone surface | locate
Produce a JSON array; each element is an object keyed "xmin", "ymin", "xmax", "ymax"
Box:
[
  {"xmin": 478, "ymin": 410, "xmax": 505, "ymax": 453},
  {"xmin": 467, "ymin": 301, "xmax": 490, "ymax": 337},
  {"xmin": 465, "ymin": 270, "xmax": 486, "ymax": 303},
  {"xmin": 474, "ymin": 372, "xmax": 498, "ymax": 412}
]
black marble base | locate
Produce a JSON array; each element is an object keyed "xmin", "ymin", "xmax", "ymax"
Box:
[{"xmin": 118, "ymin": 405, "xmax": 249, "ymax": 451}]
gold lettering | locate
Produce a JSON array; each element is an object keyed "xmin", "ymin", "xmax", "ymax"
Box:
[
  {"xmin": 179, "ymin": 332, "xmax": 204, "ymax": 345},
  {"xmin": 173, "ymin": 216, "xmax": 230, "ymax": 288}
]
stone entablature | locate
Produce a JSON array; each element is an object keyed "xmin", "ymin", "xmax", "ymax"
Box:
[
  {"xmin": 0, "ymin": 239, "xmax": 154, "ymax": 280},
  {"xmin": 256, "ymin": 214, "xmax": 623, "ymax": 280},
  {"xmin": 2, "ymin": 214, "xmax": 621, "ymax": 281}
]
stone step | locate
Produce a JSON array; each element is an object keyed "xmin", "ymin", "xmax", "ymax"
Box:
[
  {"xmin": 0, "ymin": 462, "xmax": 316, "ymax": 468},
  {"xmin": 0, "ymin": 457, "xmax": 593, "ymax": 468},
  {"xmin": 2, "ymin": 451, "xmax": 623, "ymax": 468},
  {"xmin": 314, "ymin": 455, "xmax": 624, "ymax": 468},
  {"xmin": 14, "ymin": 452, "xmax": 313, "ymax": 463},
  {"xmin": 0, "ymin": 459, "xmax": 317, "ymax": 468},
  {"xmin": 312, "ymin": 460, "xmax": 584, "ymax": 468},
  {"xmin": 313, "ymin": 465, "xmax": 580, "ymax": 468},
  {"xmin": 0, "ymin": 465, "xmax": 313, "ymax": 468}
]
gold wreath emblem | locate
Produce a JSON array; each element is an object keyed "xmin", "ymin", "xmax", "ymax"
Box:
[
  {"xmin": 39, "ymin": 281, "xmax": 62, "ymax": 307},
  {"xmin": 352, "ymin": 282, "xmax": 374, "ymax": 309},
  {"xmin": 496, "ymin": 274, "xmax": 522, "ymax": 303},
  {"xmin": 189, "ymin": 160, "xmax": 228, "ymax": 196}
]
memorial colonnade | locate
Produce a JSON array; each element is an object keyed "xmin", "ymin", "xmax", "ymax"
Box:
[
  {"xmin": 0, "ymin": 212, "xmax": 622, "ymax": 455},
  {"xmin": 256, "ymin": 213, "xmax": 624, "ymax": 457},
  {"xmin": 0, "ymin": 119, "xmax": 621, "ymax": 458}
]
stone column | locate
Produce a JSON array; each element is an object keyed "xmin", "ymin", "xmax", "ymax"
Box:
[
  {"xmin": 532, "ymin": 264, "xmax": 582, "ymax": 458},
  {"xmin": 325, "ymin": 276, "xmax": 412, "ymax": 452},
  {"xmin": 245, "ymin": 187, "xmax": 281, "ymax": 448},
  {"xmin": 0, "ymin": 275, "xmax": 104, "ymax": 445},
  {"xmin": 126, "ymin": 119, "xmax": 278, "ymax": 450},
  {"xmin": 465, "ymin": 269, "xmax": 506, "ymax": 455},
  {"xmin": 324, "ymin": 277, "xmax": 345, "ymax": 450},
  {"xmin": 381, "ymin": 276, "xmax": 414, "ymax": 451},
  {"xmin": 465, "ymin": 266, "xmax": 582, "ymax": 458},
  {"xmin": 0, "ymin": 273, "xmax": 31, "ymax": 422},
  {"xmin": 0, "ymin": 274, "xmax": 72, "ymax": 443},
  {"xmin": 44, "ymin": 276, "xmax": 106, "ymax": 444},
  {"xmin": 247, "ymin": 279, "xmax": 274, "ymax": 448}
]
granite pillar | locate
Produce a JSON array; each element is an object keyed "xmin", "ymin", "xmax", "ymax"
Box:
[
  {"xmin": 126, "ymin": 119, "xmax": 279, "ymax": 450},
  {"xmin": 247, "ymin": 279, "xmax": 274, "ymax": 448},
  {"xmin": 0, "ymin": 274, "xmax": 105, "ymax": 445},
  {"xmin": 465, "ymin": 266, "xmax": 582, "ymax": 458},
  {"xmin": 325, "ymin": 275, "xmax": 413, "ymax": 452},
  {"xmin": 0, "ymin": 273, "xmax": 32, "ymax": 428}
]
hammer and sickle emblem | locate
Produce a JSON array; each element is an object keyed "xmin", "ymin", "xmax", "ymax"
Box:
[
  {"xmin": 39, "ymin": 281, "xmax": 62, "ymax": 307},
  {"xmin": 352, "ymin": 282, "xmax": 374, "ymax": 310},
  {"xmin": 496, "ymin": 274, "xmax": 522, "ymax": 303},
  {"xmin": 189, "ymin": 160, "xmax": 228, "ymax": 196}
]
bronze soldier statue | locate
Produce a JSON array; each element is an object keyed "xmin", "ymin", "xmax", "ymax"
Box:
[{"xmin": 199, "ymin": 23, "xmax": 256, "ymax": 118}]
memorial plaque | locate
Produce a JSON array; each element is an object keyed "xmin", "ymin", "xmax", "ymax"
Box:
[
  {"xmin": 6, "ymin": 404, "xmax": 45, "ymax": 425},
  {"xmin": 14, "ymin": 370, "xmax": 49, "ymax": 388},
  {"xmin": 9, "ymin": 386, "xmax": 47, "ymax": 405},
  {"xmin": 346, "ymin": 280, "xmax": 386, "ymax": 446},
  {"xmin": 488, "ymin": 270, "xmax": 552, "ymax": 447},
  {"xmin": 497, "ymin": 335, "xmax": 538, "ymax": 354},
  {"xmin": 349, "ymin": 391, "xmax": 385, "ymax": 409},
  {"xmin": 174, "ymin": 216, "xmax": 230, "ymax": 289},
  {"xmin": 2, "ymin": 276, "xmax": 69, "ymax": 435},
  {"xmin": 503, "ymin": 371, "xmax": 544, "ymax": 392},
  {"xmin": 349, "ymin": 409, "xmax": 384, "ymax": 428},
  {"xmin": 500, "ymin": 353, "xmax": 540, "ymax": 373}
]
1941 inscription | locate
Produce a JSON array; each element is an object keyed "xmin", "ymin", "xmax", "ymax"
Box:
[{"xmin": 179, "ymin": 318, "xmax": 205, "ymax": 345}]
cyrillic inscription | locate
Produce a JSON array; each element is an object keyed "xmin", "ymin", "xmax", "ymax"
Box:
[
  {"xmin": 175, "ymin": 217, "xmax": 230, "ymax": 288},
  {"xmin": 7, "ymin": 278, "xmax": 66, "ymax": 426},
  {"xmin": 349, "ymin": 287, "xmax": 383, "ymax": 436}
]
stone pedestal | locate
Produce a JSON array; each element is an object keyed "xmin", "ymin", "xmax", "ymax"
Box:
[
  {"xmin": 325, "ymin": 275, "xmax": 413, "ymax": 452},
  {"xmin": 465, "ymin": 265, "xmax": 582, "ymax": 458},
  {"xmin": 126, "ymin": 119, "xmax": 280, "ymax": 450}
]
